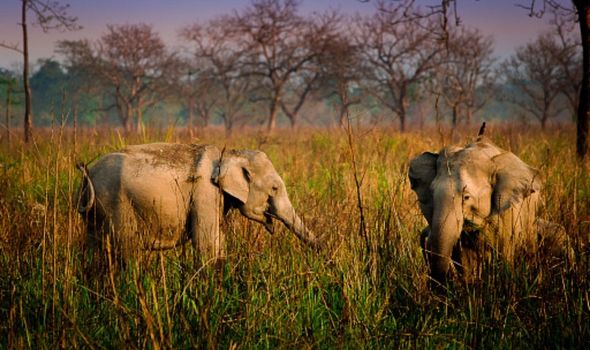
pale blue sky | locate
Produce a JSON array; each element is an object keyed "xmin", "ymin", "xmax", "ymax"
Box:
[{"xmin": 0, "ymin": 0, "xmax": 556, "ymax": 69}]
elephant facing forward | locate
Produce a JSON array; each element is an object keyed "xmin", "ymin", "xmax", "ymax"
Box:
[
  {"xmin": 77, "ymin": 143, "xmax": 319, "ymax": 262},
  {"xmin": 408, "ymin": 138, "xmax": 567, "ymax": 285}
]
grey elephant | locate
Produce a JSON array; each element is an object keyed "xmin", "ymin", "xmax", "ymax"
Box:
[
  {"xmin": 77, "ymin": 143, "xmax": 319, "ymax": 262},
  {"xmin": 408, "ymin": 137, "xmax": 566, "ymax": 285}
]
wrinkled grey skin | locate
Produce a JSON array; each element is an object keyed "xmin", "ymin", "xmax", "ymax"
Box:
[
  {"xmin": 409, "ymin": 138, "xmax": 548, "ymax": 285},
  {"xmin": 77, "ymin": 143, "xmax": 319, "ymax": 262}
]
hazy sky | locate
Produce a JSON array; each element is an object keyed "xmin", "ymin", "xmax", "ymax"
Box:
[{"xmin": 0, "ymin": 0, "xmax": 556, "ymax": 69}]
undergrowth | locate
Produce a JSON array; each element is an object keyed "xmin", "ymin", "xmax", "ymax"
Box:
[{"xmin": 0, "ymin": 124, "xmax": 588, "ymax": 348}]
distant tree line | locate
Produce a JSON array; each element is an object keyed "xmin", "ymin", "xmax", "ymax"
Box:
[{"xmin": 0, "ymin": 0, "xmax": 582, "ymax": 138}]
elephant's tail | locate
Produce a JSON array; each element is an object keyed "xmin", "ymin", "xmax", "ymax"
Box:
[{"xmin": 76, "ymin": 162, "xmax": 95, "ymax": 214}]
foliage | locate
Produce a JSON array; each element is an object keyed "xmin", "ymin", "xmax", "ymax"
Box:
[{"xmin": 0, "ymin": 125, "xmax": 588, "ymax": 348}]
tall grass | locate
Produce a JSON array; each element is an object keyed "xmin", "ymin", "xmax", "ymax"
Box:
[{"xmin": 0, "ymin": 124, "xmax": 588, "ymax": 348}]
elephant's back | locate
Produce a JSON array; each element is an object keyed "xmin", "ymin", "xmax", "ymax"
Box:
[
  {"xmin": 87, "ymin": 143, "xmax": 220, "ymax": 224},
  {"xmin": 121, "ymin": 143, "xmax": 216, "ymax": 172}
]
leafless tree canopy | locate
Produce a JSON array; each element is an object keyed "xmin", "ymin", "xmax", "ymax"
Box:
[
  {"xmin": 357, "ymin": 3, "xmax": 442, "ymax": 131},
  {"xmin": 58, "ymin": 24, "xmax": 180, "ymax": 133},
  {"xmin": 181, "ymin": 21, "xmax": 254, "ymax": 135},
  {"xmin": 502, "ymin": 33, "xmax": 567, "ymax": 129},
  {"xmin": 179, "ymin": 0, "xmax": 344, "ymax": 133},
  {"xmin": 226, "ymin": 0, "xmax": 340, "ymax": 130},
  {"xmin": 358, "ymin": 0, "xmax": 586, "ymax": 160},
  {"xmin": 317, "ymin": 29, "xmax": 365, "ymax": 126},
  {"xmin": 549, "ymin": 10, "xmax": 583, "ymax": 119},
  {"xmin": 433, "ymin": 25, "xmax": 495, "ymax": 127}
]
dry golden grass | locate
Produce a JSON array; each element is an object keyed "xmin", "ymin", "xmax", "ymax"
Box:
[{"xmin": 0, "ymin": 123, "xmax": 588, "ymax": 348}]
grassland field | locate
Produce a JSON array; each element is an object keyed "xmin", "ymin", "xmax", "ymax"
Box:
[{"xmin": 0, "ymin": 123, "xmax": 589, "ymax": 349}]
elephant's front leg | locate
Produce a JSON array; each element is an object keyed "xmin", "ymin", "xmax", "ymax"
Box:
[{"xmin": 190, "ymin": 183, "xmax": 225, "ymax": 265}]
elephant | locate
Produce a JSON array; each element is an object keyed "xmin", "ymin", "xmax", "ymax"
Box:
[
  {"xmin": 408, "ymin": 137, "xmax": 567, "ymax": 285},
  {"xmin": 76, "ymin": 143, "xmax": 319, "ymax": 262}
]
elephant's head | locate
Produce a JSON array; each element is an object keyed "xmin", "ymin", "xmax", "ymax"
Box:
[
  {"xmin": 213, "ymin": 150, "xmax": 320, "ymax": 249},
  {"xmin": 409, "ymin": 141, "xmax": 541, "ymax": 284}
]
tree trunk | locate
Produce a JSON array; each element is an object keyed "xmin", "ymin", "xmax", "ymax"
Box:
[
  {"xmin": 338, "ymin": 92, "xmax": 349, "ymax": 127},
  {"xmin": 540, "ymin": 106, "xmax": 550, "ymax": 130},
  {"xmin": 73, "ymin": 101, "xmax": 78, "ymax": 150},
  {"xmin": 339, "ymin": 105, "xmax": 347, "ymax": 127},
  {"xmin": 451, "ymin": 105, "xmax": 458, "ymax": 128},
  {"xmin": 124, "ymin": 111, "xmax": 131, "ymax": 134},
  {"xmin": 187, "ymin": 96, "xmax": 194, "ymax": 135},
  {"xmin": 285, "ymin": 109, "xmax": 296, "ymax": 128},
  {"xmin": 399, "ymin": 113, "xmax": 406, "ymax": 132},
  {"xmin": 136, "ymin": 101, "xmax": 143, "ymax": 134},
  {"xmin": 398, "ymin": 101, "xmax": 407, "ymax": 132},
  {"xmin": 267, "ymin": 95, "xmax": 279, "ymax": 132},
  {"xmin": 120, "ymin": 102, "xmax": 132, "ymax": 134},
  {"xmin": 198, "ymin": 105, "xmax": 210, "ymax": 128},
  {"xmin": 576, "ymin": 2, "xmax": 590, "ymax": 161},
  {"xmin": 223, "ymin": 113, "xmax": 233, "ymax": 137},
  {"xmin": 5, "ymin": 82, "xmax": 11, "ymax": 146},
  {"xmin": 399, "ymin": 94, "xmax": 408, "ymax": 132},
  {"xmin": 21, "ymin": 0, "xmax": 33, "ymax": 143},
  {"xmin": 465, "ymin": 107, "xmax": 473, "ymax": 127}
]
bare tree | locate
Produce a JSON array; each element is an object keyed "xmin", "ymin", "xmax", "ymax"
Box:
[
  {"xmin": 318, "ymin": 28, "xmax": 364, "ymax": 127},
  {"xmin": 180, "ymin": 63, "xmax": 218, "ymax": 134},
  {"xmin": 362, "ymin": 0, "xmax": 588, "ymax": 159},
  {"xmin": 181, "ymin": 22, "xmax": 252, "ymax": 135},
  {"xmin": 547, "ymin": 11, "xmax": 583, "ymax": 122},
  {"xmin": 515, "ymin": 0, "xmax": 588, "ymax": 159},
  {"xmin": 357, "ymin": 2, "xmax": 442, "ymax": 131},
  {"xmin": 58, "ymin": 24, "xmax": 179, "ymax": 133},
  {"xmin": 226, "ymin": 0, "xmax": 333, "ymax": 131},
  {"xmin": 278, "ymin": 11, "xmax": 341, "ymax": 127},
  {"xmin": 502, "ymin": 33, "xmax": 565, "ymax": 129},
  {"xmin": 100, "ymin": 24, "xmax": 179, "ymax": 133},
  {"xmin": 360, "ymin": 0, "xmax": 460, "ymax": 45},
  {"xmin": 0, "ymin": 0, "xmax": 78, "ymax": 142},
  {"xmin": 433, "ymin": 25, "xmax": 495, "ymax": 127}
]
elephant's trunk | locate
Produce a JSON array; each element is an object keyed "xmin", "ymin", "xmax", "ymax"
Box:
[
  {"xmin": 282, "ymin": 211, "xmax": 320, "ymax": 249},
  {"xmin": 273, "ymin": 197, "xmax": 320, "ymax": 249},
  {"xmin": 427, "ymin": 190, "xmax": 464, "ymax": 284}
]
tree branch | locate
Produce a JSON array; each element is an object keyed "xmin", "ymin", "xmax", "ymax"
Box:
[{"xmin": 0, "ymin": 41, "xmax": 23, "ymax": 54}]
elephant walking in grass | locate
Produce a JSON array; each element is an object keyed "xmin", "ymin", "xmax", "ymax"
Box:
[
  {"xmin": 408, "ymin": 137, "xmax": 568, "ymax": 285},
  {"xmin": 77, "ymin": 143, "xmax": 319, "ymax": 263}
]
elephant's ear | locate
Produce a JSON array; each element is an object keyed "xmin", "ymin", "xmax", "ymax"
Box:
[
  {"xmin": 408, "ymin": 152, "xmax": 438, "ymax": 210},
  {"xmin": 215, "ymin": 156, "xmax": 250, "ymax": 204},
  {"xmin": 491, "ymin": 152, "xmax": 542, "ymax": 214},
  {"xmin": 409, "ymin": 152, "xmax": 438, "ymax": 191}
]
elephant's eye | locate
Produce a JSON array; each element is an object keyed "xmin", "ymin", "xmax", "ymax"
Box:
[{"xmin": 463, "ymin": 194, "xmax": 471, "ymax": 201}]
